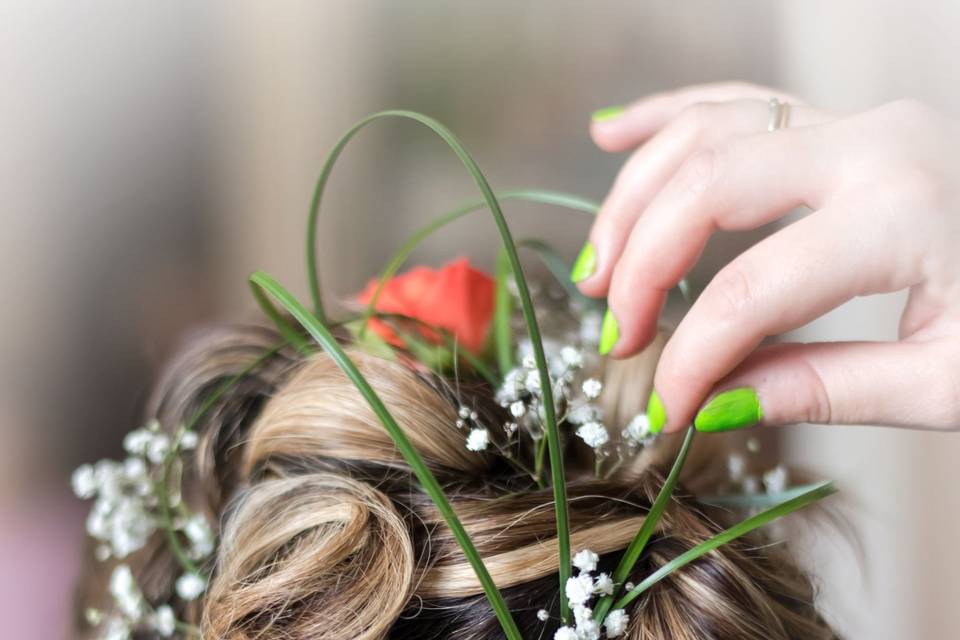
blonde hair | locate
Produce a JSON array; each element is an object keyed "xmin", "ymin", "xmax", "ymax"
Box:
[{"xmin": 75, "ymin": 324, "xmax": 835, "ymax": 639}]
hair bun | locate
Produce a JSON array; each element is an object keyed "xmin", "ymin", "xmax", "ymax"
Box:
[
  {"xmin": 241, "ymin": 349, "xmax": 493, "ymax": 478},
  {"xmin": 203, "ymin": 472, "xmax": 413, "ymax": 639}
]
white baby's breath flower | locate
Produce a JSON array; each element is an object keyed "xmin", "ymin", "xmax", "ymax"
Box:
[
  {"xmin": 581, "ymin": 378, "xmax": 602, "ymax": 400},
  {"xmin": 146, "ymin": 433, "xmax": 171, "ymax": 465},
  {"xmin": 594, "ymin": 572, "xmax": 614, "ymax": 596},
  {"xmin": 458, "ymin": 406, "xmax": 471, "ymax": 419},
  {"xmin": 525, "ymin": 369, "xmax": 543, "ymax": 393},
  {"xmin": 573, "ymin": 605, "xmax": 593, "ymax": 626},
  {"xmin": 95, "ymin": 544, "xmax": 111, "ymax": 562},
  {"xmin": 102, "ymin": 616, "xmax": 132, "ymax": 640},
  {"xmin": 122, "ymin": 457, "xmax": 147, "ymax": 481},
  {"xmin": 565, "ymin": 574, "xmax": 595, "ymax": 606},
  {"xmin": 123, "ymin": 429, "xmax": 153, "ymax": 456},
  {"xmin": 742, "ymin": 476, "xmax": 761, "ymax": 495},
  {"xmin": 537, "ymin": 609, "xmax": 550, "ymax": 622},
  {"xmin": 560, "ymin": 346, "xmax": 584, "ymax": 369},
  {"xmin": 522, "ymin": 354, "xmax": 537, "ymax": 370},
  {"xmin": 184, "ymin": 514, "xmax": 215, "ymax": 559},
  {"xmin": 567, "ymin": 404, "xmax": 601, "ymax": 426},
  {"xmin": 575, "ymin": 618, "xmax": 600, "ymax": 640},
  {"xmin": 572, "ymin": 549, "xmax": 599, "ymax": 573},
  {"xmin": 496, "ymin": 368, "xmax": 525, "ymax": 404},
  {"xmin": 466, "ymin": 428, "xmax": 491, "ymax": 452},
  {"xmin": 109, "ymin": 564, "xmax": 144, "ymax": 620},
  {"xmin": 624, "ymin": 581, "xmax": 635, "ymax": 591},
  {"xmin": 510, "ymin": 401, "xmax": 526, "ymax": 418},
  {"xmin": 179, "ymin": 430, "xmax": 198, "ymax": 450},
  {"xmin": 72, "ymin": 464, "xmax": 97, "ymax": 500},
  {"xmin": 87, "ymin": 500, "xmax": 111, "ymax": 539},
  {"xmin": 603, "ymin": 609, "xmax": 630, "ymax": 637},
  {"xmin": 625, "ymin": 414, "xmax": 651, "ymax": 443},
  {"xmin": 576, "ymin": 422, "xmax": 609, "ymax": 449},
  {"xmin": 763, "ymin": 465, "xmax": 789, "ymax": 494},
  {"xmin": 554, "ymin": 626, "xmax": 578, "ymax": 640},
  {"xmin": 109, "ymin": 498, "xmax": 155, "ymax": 558},
  {"xmin": 175, "ymin": 572, "xmax": 207, "ymax": 601},
  {"xmin": 746, "ymin": 437, "xmax": 761, "ymax": 453},
  {"xmin": 84, "ymin": 607, "xmax": 104, "ymax": 626},
  {"xmin": 94, "ymin": 460, "xmax": 124, "ymax": 500},
  {"xmin": 150, "ymin": 605, "xmax": 176, "ymax": 637},
  {"xmin": 727, "ymin": 453, "xmax": 746, "ymax": 481}
]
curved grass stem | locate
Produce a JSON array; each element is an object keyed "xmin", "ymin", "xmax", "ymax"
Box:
[{"xmin": 301, "ymin": 110, "xmax": 572, "ymax": 624}]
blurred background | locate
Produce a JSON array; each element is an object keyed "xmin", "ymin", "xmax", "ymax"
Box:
[{"xmin": 3, "ymin": 1, "xmax": 959, "ymax": 637}]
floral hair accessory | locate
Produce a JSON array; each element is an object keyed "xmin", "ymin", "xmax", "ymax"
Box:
[
  {"xmin": 357, "ymin": 256, "xmax": 495, "ymax": 353},
  {"xmin": 74, "ymin": 110, "xmax": 836, "ymax": 639}
]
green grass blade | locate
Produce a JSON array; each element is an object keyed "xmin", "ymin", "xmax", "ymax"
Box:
[
  {"xmin": 612, "ymin": 480, "xmax": 837, "ymax": 610},
  {"xmin": 593, "ymin": 426, "xmax": 695, "ymax": 622},
  {"xmin": 249, "ymin": 282, "xmax": 311, "ymax": 353},
  {"xmin": 303, "ymin": 111, "xmax": 572, "ymax": 623},
  {"xmin": 357, "ymin": 189, "xmax": 599, "ymax": 339},
  {"xmin": 698, "ymin": 483, "xmax": 830, "ymax": 510},
  {"xmin": 250, "ymin": 270, "xmax": 522, "ymax": 640},
  {"xmin": 493, "ymin": 247, "xmax": 513, "ymax": 376}
]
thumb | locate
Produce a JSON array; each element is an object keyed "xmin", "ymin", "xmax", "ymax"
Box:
[{"xmin": 692, "ymin": 341, "xmax": 960, "ymax": 432}]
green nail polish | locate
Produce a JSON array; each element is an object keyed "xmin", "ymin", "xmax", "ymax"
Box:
[
  {"xmin": 570, "ymin": 242, "xmax": 597, "ymax": 283},
  {"xmin": 647, "ymin": 390, "xmax": 666, "ymax": 433},
  {"xmin": 694, "ymin": 388, "xmax": 764, "ymax": 433},
  {"xmin": 598, "ymin": 309, "xmax": 619, "ymax": 355},
  {"xmin": 591, "ymin": 105, "xmax": 625, "ymax": 122}
]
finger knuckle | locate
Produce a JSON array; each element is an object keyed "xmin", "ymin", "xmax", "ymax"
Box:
[
  {"xmin": 796, "ymin": 354, "xmax": 834, "ymax": 424},
  {"xmin": 673, "ymin": 147, "xmax": 717, "ymax": 199},
  {"xmin": 706, "ymin": 263, "xmax": 756, "ymax": 322}
]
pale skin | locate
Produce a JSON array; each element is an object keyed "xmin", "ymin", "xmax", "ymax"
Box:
[{"xmin": 576, "ymin": 81, "xmax": 960, "ymax": 434}]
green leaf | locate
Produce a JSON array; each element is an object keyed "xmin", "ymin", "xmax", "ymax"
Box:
[
  {"xmin": 493, "ymin": 247, "xmax": 513, "ymax": 376},
  {"xmin": 250, "ymin": 271, "xmax": 523, "ymax": 640},
  {"xmin": 593, "ymin": 426, "xmax": 695, "ymax": 622},
  {"xmin": 517, "ymin": 238, "xmax": 603, "ymax": 311},
  {"xmin": 302, "ymin": 111, "xmax": 572, "ymax": 623},
  {"xmin": 367, "ymin": 312, "xmax": 499, "ymax": 386},
  {"xmin": 612, "ymin": 480, "xmax": 837, "ymax": 610},
  {"xmin": 344, "ymin": 319, "xmax": 398, "ymax": 361}
]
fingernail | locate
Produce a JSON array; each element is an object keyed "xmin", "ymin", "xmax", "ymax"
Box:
[
  {"xmin": 591, "ymin": 105, "xmax": 625, "ymax": 123},
  {"xmin": 646, "ymin": 390, "xmax": 666, "ymax": 434},
  {"xmin": 598, "ymin": 309, "xmax": 619, "ymax": 355},
  {"xmin": 694, "ymin": 388, "xmax": 764, "ymax": 433},
  {"xmin": 570, "ymin": 242, "xmax": 597, "ymax": 283}
]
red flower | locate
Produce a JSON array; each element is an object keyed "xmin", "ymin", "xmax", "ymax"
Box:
[{"xmin": 356, "ymin": 258, "xmax": 495, "ymax": 353}]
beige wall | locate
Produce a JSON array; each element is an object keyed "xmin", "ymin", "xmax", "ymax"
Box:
[
  {"xmin": 778, "ymin": 2, "xmax": 960, "ymax": 637},
  {"xmin": 3, "ymin": 2, "xmax": 958, "ymax": 637}
]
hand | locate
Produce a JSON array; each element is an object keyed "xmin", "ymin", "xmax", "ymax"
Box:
[{"xmin": 573, "ymin": 82, "xmax": 960, "ymax": 434}]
